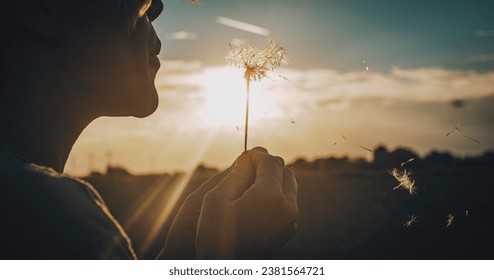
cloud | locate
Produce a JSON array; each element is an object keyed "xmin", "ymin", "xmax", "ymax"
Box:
[
  {"xmin": 167, "ymin": 31, "xmax": 197, "ymax": 40},
  {"xmin": 216, "ymin": 16, "xmax": 270, "ymax": 36},
  {"xmin": 475, "ymin": 30, "xmax": 494, "ymax": 38},
  {"xmin": 467, "ymin": 54, "xmax": 494, "ymax": 63},
  {"xmin": 69, "ymin": 62, "xmax": 494, "ymax": 174},
  {"xmin": 277, "ymin": 67, "xmax": 494, "ymax": 106}
]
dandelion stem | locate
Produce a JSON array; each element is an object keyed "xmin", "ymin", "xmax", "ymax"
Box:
[
  {"xmin": 226, "ymin": 40, "xmax": 288, "ymax": 151},
  {"xmin": 244, "ymin": 78, "xmax": 250, "ymax": 151}
]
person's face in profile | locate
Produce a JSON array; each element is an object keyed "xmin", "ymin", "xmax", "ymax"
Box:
[{"xmin": 69, "ymin": 0, "xmax": 164, "ymax": 118}]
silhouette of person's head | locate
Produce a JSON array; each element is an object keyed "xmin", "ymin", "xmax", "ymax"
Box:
[
  {"xmin": 0, "ymin": 0, "xmax": 164, "ymax": 171},
  {"xmin": 1, "ymin": 0, "xmax": 163, "ymax": 118}
]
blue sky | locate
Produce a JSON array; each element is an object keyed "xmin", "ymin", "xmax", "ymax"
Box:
[{"xmin": 155, "ymin": 0, "xmax": 494, "ymax": 72}]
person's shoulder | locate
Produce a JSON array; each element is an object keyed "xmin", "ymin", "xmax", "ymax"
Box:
[
  {"xmin": 1, "ymin": 159, "xmax": 97, "ymax": 210},
  {"xmin": 0, "ymin": 153, "xmax": 135, "ymax": 259},
  {"xmin": 0, "ymin": 147, "xmax": 78, "ymax": 196}
]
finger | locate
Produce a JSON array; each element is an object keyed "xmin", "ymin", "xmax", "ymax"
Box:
[
  {"xmin": 251, "ymin": 153, "xmax": 284, "ymax": 193},
  {"xmin": 251, "ymin": 146, "xmax": 268, "ymax": 153},
  {"xmin": 246, "ymin": 149, "xmax": 284, "ymax": 168},
  {"xmin": 282, "ymin": 167, "xmax": 298, "ymax": 204},
  {"xmin": 267, "ymin": 222, "xmax": 298, "ymax": 258},
  {"xmin": 213, "ymin": 152, "xmax": 255, "ymax": 200},
  {"xmin": 187, "ymin": 165, "xmax": 232, "ymax": 201},
  {"xmin": 274, "ymin": 156, "xmax": 285, "ymax": 167},
  {"xmin": 178, "ymin": 162, "xmax": 235, "ymax": 216}
]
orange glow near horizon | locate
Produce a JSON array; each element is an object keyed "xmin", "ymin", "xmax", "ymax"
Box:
[{"xmin": 64, "ymin": 62, "xmax": 494, "ymax": 176}]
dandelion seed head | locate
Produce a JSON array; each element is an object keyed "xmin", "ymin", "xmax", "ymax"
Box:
[
  {"xmin": 226, "ymin": 40, "xmax": 289, "ymax": 82},
  {"xmin": 390, "ymin": 168, "xmax": 417, "ymax": 195}
]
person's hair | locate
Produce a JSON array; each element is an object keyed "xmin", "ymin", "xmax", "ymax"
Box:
[
  {"xmin": 1, "ymin": 0, "xmax": 152, "ymax": 34},
  {"xmin": 116, "ymin": 0, "xmax": 153, "ymax": 30},
  {"xmin": 0, "ymin": 0, "xmax": 153, "ymax": 79},
  {"xmin": 79, "ymin": 0, "xmax": 153, "ymax": 32}
]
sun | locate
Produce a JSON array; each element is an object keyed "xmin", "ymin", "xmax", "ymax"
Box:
[{"xmin": 199, "ymin": 67, "xmax": 274, "ymax": 128}]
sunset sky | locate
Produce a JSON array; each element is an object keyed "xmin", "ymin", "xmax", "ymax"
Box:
[{"xmin": 66, "ymin": 0, "xmax": 494, "ymax": 175}]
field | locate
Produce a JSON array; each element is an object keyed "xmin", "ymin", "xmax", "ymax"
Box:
[{"xmin": 86, "ymin": 146, "xmax": 494, "ymax": 259}]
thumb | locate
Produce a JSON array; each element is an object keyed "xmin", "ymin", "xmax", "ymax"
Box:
[
  {"xmin": 177, "ymin": 162, "xmax": 234, "ymax": 216},
  {"xmin": 187, "ymin": 166, "xmax": 231, "ymax": 201},
  {"xmin": 213, "ymin": 153, "xmax": 255, "ymax": 201}
]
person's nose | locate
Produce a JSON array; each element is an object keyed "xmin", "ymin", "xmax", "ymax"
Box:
[{"xmin": 150, "ymin": 26, "xmax": 162, "ymax": 56}]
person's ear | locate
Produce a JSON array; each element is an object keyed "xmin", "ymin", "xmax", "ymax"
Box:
[{"xmin": 8, "ymin": 0, "xmax": 61, "ymax": 40}]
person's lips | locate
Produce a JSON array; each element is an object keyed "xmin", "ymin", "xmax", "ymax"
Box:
[
  {"xmin": 151, "ymin": 40, "xmax": 162, "ymax": 56},
  {"xmin": 149, "ymin": 42, "xmax": 162, "ymax": 70},
  {"xmin": 152, "ymin": 47, "xmax": 161, "ymax": 57},
  {"xmin": 149, "ymin": 55, "xmax": 161, "ymax": 70}
]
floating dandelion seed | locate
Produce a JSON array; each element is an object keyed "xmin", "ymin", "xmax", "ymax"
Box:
[
  {"xmin": 226, "ymin": 40, "xmax": 289, "ymax": 151},
  {"xmin": 465, "ymin": 210, "xmax": 469, "ymax": 216},
  {"xmin": 400, "ymin": 158, "xmax": 415, "ymax": 168},
  {"xmin": 278, "ymin": 75, "xmax": 291, "ymax": 82},
  {"xmin": 445, "ymin": 122, "xmax": 480, "ymax": 144},
  {"xmin": 332, "ymin": 134, "xmax": 372, "ymax": 152},
  {"xmin": 263, "ymin": 106, "xmax": 278, "ymax": 116},
  {"xmin": 404, "ymin": 215, "xmax": 417, "ymax": 227},
  {"xmin": 333, "ymin": 134, "xmax": 347, "ymax": 146},
  {"xmin": 390, "ymin": 168, "xmax": 417, "ymax": 195},
  {"xmin": 263, "ymin": 105, "xmax": 282, "ymax": 116},
  {"xmin": 287, "ymin": 115, "xmax": 297, "ymax": 126},
  {"xmin": 361, "ymin": 58, "xmax": 370, "ymax": 72},
  {"xmin": 462, "ymin": 134, "xmax": 480, "ymax": 144},
  {"xmin": 358, "ymin": 145, "xmax": 373, "ymax": 153},
  {"xmin": 445, "ymin": 122, "xmax": 461, "ymax": 136},
  {"xmin": 446, "ymin": 214, "xmax": 454, "ymax": 227}
]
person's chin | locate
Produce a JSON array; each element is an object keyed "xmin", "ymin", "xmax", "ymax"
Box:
[
  {"xmin": 132, "ymin": 88, "xmax": 159, "ymax": 118},
  {"xmin": 107, "ymin": 87, "xmax": 159, "ymax": 118}
]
